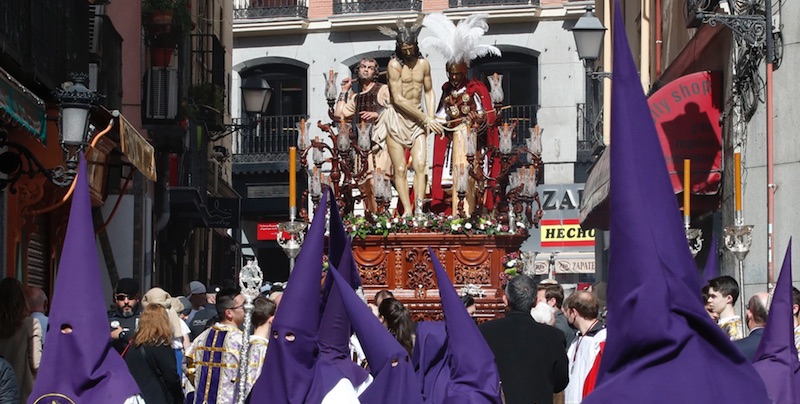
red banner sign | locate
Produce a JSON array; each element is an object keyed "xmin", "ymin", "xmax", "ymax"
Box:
[
  {"xmin": 648, "ymin": 71, "xmax": 723, "ymax": 196},
  {"xmin": 257, "ymin": 222, "xmax": 281, "ymax": 241}
]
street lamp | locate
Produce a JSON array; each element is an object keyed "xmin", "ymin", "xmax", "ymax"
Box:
[
  {"xmin": 241, "ymin": 76, "xmax": 272, "ymax": 137},
  {"xmin": 0, "ymin": 72, "xmax": 103, "ymax": 192},
  {"xmin": 571, "ymin": 7, "xmax": 607, "ymax": 64},
  {"xmin": 570, "ymin": 7, "xmax": 609, "ymax": 156}
]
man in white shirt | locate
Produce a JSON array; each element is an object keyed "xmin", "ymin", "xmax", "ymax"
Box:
[
  {"xmin": 708, "ymin": 276, "xmax": 744, "ymax": 340},
  {"xmin": 564, "ymin": 290, "xmax": 606, "ymax": 404}
]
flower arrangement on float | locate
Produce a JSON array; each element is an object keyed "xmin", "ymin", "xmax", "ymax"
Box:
[
  {"xmin": 499, "ymin": 250, "xmax": 525, "ymax": 287},
  {"xmin": 343, "ymin": 213, "xmax": 528, "ymax": 239}
]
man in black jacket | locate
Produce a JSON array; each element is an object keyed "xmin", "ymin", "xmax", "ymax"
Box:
[
  {"xmin": 108, "ymin": 278, "xmax": 142, "ymax": 353},
  {"xmin": 480, "ymin": 275, "xmax": 569, "ymax": 404}
]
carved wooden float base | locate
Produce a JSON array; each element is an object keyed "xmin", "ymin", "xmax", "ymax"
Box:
[{"xmin": 352, "ymin": 233, "xmax": 526, "ymax": 321}]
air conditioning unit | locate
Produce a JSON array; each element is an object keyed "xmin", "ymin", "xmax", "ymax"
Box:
[
  {"xmin": 89, "ymin": 5, "xmax": 103, "ymax": 56},
  {"xmin": 207, "ymin": 159, "xmax": 221, "ymax": 195},
  {"xmin": 146, "ymin": 67, "xmax": 178, "ymax": 120}
]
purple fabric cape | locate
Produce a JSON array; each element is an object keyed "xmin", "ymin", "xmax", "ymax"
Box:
[
  {"xmin": 308, "ymin": 190, "xmax": 370, "ymax": 400},
  {"xmin": 752, "ymin": 240, "xmax": 800, "ymax": 403},
  {"xmin": 430, "ymin": 248, "xmax": 502, "ymax": 403},
  {"xmin": 249, "ymin": 191, "xmax": 328, "ymax": 403},
  {"xmin": 702, "ymin": 233, "xmax": 719, "ymax": 283},
  {"xmin": 413, "ymin": 321, "xmax": 449, "ymax": 402},
  {"xmin": 326, "ymin": 262, "xmax": 424, "ymax": 403},
  {"xmin": 28, "ymin": 153, "xmax": 140, "ymax": 404},
  {"xmin": 582, "ymin": 2, "xmax": 770, "ymax": 402}
]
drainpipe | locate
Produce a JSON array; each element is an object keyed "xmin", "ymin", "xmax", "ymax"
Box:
[
  {"xmin": 765, "ymin": 0, "xmax": 775, "ymax": 291},
  {"xmin": 655, "ymin": 0, "xmax": 662, "ymax": 78}
]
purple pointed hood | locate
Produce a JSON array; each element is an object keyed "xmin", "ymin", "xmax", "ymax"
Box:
[
  {"xmin": 250, "ymin": 191, "xmax": 328, "ymax": 403},
  {"xmin": 752, "ymin": 240, "xmax": 800, "ymax": 403},
  {"xmin": 314, "ymin": 189, "xmax": 370, "ymax": 390},
  {"xmin": 582, "ymin": 2, "xmax": 770, "ymax": 402},
  {"xmin": 702, "ymin": 233, "xmax": 719, "ymax": 283},
  {"xmin": 430, "ymin": 248, "xmax": 502, "ymax": 403},
  {"xmin": 326, "ymin": 262, "xmax": 424, "ymax": 403},
  {"xmin": 29, "ymin": 154, "xmax": 140, "ymax": 404},
  {"xmin": 412, "ymin": 321, "xmax": 449, "ymax": 402}
]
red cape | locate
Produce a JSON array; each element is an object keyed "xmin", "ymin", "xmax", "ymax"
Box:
[{"xmin": 430, "ymin": 79, "xmax": 499, "ymax": 214}]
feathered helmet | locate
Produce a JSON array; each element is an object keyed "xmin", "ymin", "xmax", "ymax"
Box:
[
  {"xmin": 378, "ymin": 16, "xmax": 424, "ymax": 46},
  {"xmin": 420, "ymin": 13, "xmax": 501, "ymax": 73}
]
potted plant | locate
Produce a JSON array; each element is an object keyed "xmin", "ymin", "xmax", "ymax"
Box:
[{"xmin": 142, "ymin": 0, "xmax": 193, "ymax": 35}]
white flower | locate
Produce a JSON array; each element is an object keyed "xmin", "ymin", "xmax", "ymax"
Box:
[
  {"xmin": 375, "ymin": 222, "xmax": 382, "ymax": 229},
  {"xmin": 451, "ymin": 223, "xmax": 461, "ymax": 231},
  {"xmin": 506, "ymin": 259, "xmax": 517, "ymax": 268},
  {"xmin": 516, "ymin": 221, "xmax": 525, "ymax": 228},
  {"xmin": 424, "ymin": 221, "xmax": 430, "ymax": 227},
  {"xmin": 387, "ymin": 222, "xmax": 393, "ymax": 228},
  {"xmin": 412, "ymin": 221, "xmax": 419, "ymax": 227},
  {"xmin": 393, "ymin": 217, "xmax": 400, "ymax": 223},
  {"xmin": 496, "ymin": 225, "xmax": 503, "ymax": 231},
  {"xmin": 479, "ymin": 223, "xmax": 486, "ymax": 230},
  {"xmin": 464, "ymin": 222, "xmax": 473, "ymax": 230}
]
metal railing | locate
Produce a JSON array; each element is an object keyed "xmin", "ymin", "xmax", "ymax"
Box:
[
  {"xmin": 502, "ymin": 104, "xmax": 539, "ymax": 146},
  {"xmin": 448, "ymin": 0, "xmax": 539, "ymax": 8},
  {"xmin": 232, "ymin": 115, "xmax": 304, "ymax": 156},
  {"xmin": 232, "ymin": 0, "xmax": 309, "ymax": 19},
  {"xmin": 333, "ymin": 0, "xmax": 422, "ymax": 14}
]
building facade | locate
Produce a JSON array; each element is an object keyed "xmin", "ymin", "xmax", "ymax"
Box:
[{"xmin": 232, "ymin": 0, "xmax": 597, "ymax": 283}]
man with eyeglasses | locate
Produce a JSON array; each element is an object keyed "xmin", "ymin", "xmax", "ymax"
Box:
[
  {"xmin": 186, "ymin": 288, "xmax": 250, "ymax": 404},
  {"xmin": 107, "ymin": 277, "xmax": 142, "ymax": 354}
]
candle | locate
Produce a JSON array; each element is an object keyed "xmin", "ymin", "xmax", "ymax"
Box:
[
  {"xmin": 329, "ymin": 69, "xmax": 333, "ymax": 79},
  {"xmin": 289, "ymin": 147, "xmax": 297, "ymax": 208},
  {"xmin": 734, "ymin": 152, "xmax": 742, "ymax": 212},
  {"xmin": 683, "ymin": 159, "xmax": 691, "ymax": 217}
]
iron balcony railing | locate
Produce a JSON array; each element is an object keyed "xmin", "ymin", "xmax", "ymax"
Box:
[
  {"xmin": 232, "ymin": 115, "xmax": 304, "ymax": 156},
  {"xmin": 503, "ymin": 104, "xmax": 539, "ymax": 146},
  {"xmin": 448, "ymin": 0, "xmax": 539, "ymax": 8},
  {"xmin": 576, "ymin": 102, "xmax": 604, "ymax": 162},
  {"xmin": 231, "ymin": 107, "xmax": 536, "ymax": 157},
  {"xmin": 333, "ymin": 0, "xmax": 422, "ymax": 14},
  {"xmin": 232, "ymin": 0, "xmax": 309, "ymax": 19}
]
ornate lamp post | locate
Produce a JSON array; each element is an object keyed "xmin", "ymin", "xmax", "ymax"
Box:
[{"xmin": 236, "ymin": 258, "xmax": 263, "ymax": 404}]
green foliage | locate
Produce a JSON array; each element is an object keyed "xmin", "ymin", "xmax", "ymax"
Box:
[
  {"xmin": 186, "ymin": 83, "xmax": 225, "ymax": 124},
  {"xmin": 142, "ymin": 0, "xmax": 193, "ymax": 32},
  {"xmin": 342, "ymin": 213, "xmax": 528, "ymax": 239}
]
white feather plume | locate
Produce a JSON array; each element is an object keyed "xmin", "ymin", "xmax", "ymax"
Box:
[{"xmin": 421, "ymin": 13, "xmax": 501, "ymax": 65}]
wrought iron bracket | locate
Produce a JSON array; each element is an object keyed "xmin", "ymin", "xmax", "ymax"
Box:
[
  {"xmin": 0, "ymin": 136, "xmax": 75, "ymax": 193},
  {"xmin": 590, "ymin": 71, "xmax": 612, "ymax": 80},
  {"xmin": 209, "ymin": 122, "xmax": 257, "ymax": 142},
  {"xmin": 696, "ymin": 12, "xmax": 767, "ymax": 46}
]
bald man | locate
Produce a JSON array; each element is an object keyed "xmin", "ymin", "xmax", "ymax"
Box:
[
  {"xmin": 25, "ymin": 287, "xmax": 49, "ymax": 344},
  {"xmin": 733, "ymin": 292, "xmax": 769, "ymax": 361}
]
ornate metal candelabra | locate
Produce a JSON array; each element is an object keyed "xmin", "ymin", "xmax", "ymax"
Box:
[
  {"xmin": 685, "ymin": 224, "xmax": 704, "ymax": 258},
  {"xmin": 278, "ymin": 220, "xmax": 307, "ymax": 272},
  {"xmin": 236, "ymin": 258, "xmax": 264, "ymax": 404},
  {"xmin": 724, "ymin": 212, "xmax": 753, "ymax": 318},
  {"xmin": 297, "ymin": 120, "xmax": 373, "ymax": 217},
  {"xmin": 465, "ymin": 123, "xmax": 544, "ymax": 227}
]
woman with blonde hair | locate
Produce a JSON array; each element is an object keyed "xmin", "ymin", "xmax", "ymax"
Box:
[
  {"xmin": 123, "ymin": 304, "xmax": 184, "ymax": 404},
  {"xmin": 0, "ymin": 277, "xmax": 42, "ymax": 402},
  {"xmin": 142, "ymin": 288, "xmax": 191, "ymax": 372}
]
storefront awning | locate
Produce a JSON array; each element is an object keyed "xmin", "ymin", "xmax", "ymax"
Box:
[{"xmin": 0, "ymin": 67, "xmax": 46, "ymax": 141}]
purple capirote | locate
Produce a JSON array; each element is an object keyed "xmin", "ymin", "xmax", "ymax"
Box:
[
  {"xmin": 752, "ymin": 239, "xmax": 800, "ymax": 403},
  {"xmin": 582, "ymin": 2, "xmax": 770, "ymax": 402},
  {"xmin": 28, "ymin": 153, "xmax": 141, "ymax": 404}
]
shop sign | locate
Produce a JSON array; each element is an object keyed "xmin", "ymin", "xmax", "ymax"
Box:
[
  {"xmin": 540, "ymin": 219, "xmax": 596, "ymax": 248},
  {"xmin": 257, "ymin": 222, "xmax": 281, "ymax": 241},
  {"xmin": 0, "ymin": 69, "xmax": 46, "ymax": 141}
]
